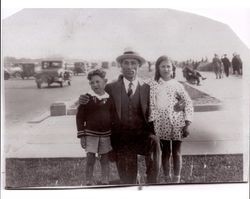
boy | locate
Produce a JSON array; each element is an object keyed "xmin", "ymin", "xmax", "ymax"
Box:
[{"xmin": 76, "ymin": 69, "xmax": 114, "ymax": 185}]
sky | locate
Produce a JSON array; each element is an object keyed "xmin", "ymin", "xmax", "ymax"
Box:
[{"xmin": 1, "ymin": 0, "xmax": 250, "ymax": 49}]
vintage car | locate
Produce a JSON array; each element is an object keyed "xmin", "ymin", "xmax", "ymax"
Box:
[
  {"xmin": 13, "ymin": 63, "xmax": 36, "ymax": 79},
  {"xmin": 91, "ymin": 62, "xmax": 98, "ymax": 69},
  {"xmin": 73, "ymin": 62, "xmax": 87, "ymax": 75},
  {"xmin": 35, "ymin": 60, "xmax": 72, "ymax": 89},
  {"xmin": 101, "ymin": 61, "xmax": 109, "ymax": 69},
  {"xmin": 4, "ymin": 68, "xmax": 10, "ymax": 80}
]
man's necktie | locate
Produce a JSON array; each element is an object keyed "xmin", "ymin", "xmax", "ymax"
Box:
[{"xmin": 127, "ymin": 82, "xmax": 133, "ymax": 97}]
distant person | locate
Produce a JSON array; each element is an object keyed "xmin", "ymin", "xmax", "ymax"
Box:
[
  {"xmin": 237, "ymin": 54, "xmax": 243, "ymax": 75},
  {"xmin": 148, "ymin": 56, "xmax": 193, "ymax": 183},
  {"xmin": 232, "ymin": 53, "xmax": 242, "ymax": 75},
  {"xmin": 212, "ymin": 54, "xmax": 223, "ymax": 79},
  {"xmin": 221, "ymin": 54, "xmax": 231, "ymax": 77},
  {"xmin": 171, "ymin": 62, "xmax": 176, "ymax": 78},
  {"xmin": 76, "ymin": 69, "xmax": 115, "ymax": 185},
  {"xmin": 193, "ymin": 70, "xmax": 207, "ymax": 85},
  {"xmin": 182, "ymin": 66, "xmax": 206, "ymax": 86}
]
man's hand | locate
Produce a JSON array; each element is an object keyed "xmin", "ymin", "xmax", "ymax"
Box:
[
  {"xmin": 79, "ymin": 94, "xmax": 90, "ymax": 105},
  {"xmin": 174, "ymin": 99, "xmax": 185, "ymax": 112},
  {"xmin": 80, "ymin": 136, "xmax": 86, "ymax": 149},
  {"xmin": 182, "ymin": 126, "xmax": 190, "ymax": 138}
]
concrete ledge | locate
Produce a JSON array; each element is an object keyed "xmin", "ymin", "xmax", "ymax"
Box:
[
  {"xmin": 67, "ymin": 108, "xmax": 77, "ymax": 115},
  {"xmin": 50, "ymin": 100, "xmax": 78, "ymax": 116},
  {"xmin": 194, "ymin": 103, "xmax": 223, "ymax": 112},
  {"xmin": 50, "ymin": 102, "xmax": 67, "ymax": 116},
  {"xmin": 28, "ymin": 112, "xmax": 50, "ymax": 123}
]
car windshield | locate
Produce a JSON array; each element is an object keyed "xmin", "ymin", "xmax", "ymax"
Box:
[
  {"xmin": 22, "ymin": 64, "xmax": 34, "ymax": 68},
  {"xmin": 42, "ymin": 61, "xmax": 62, "ymax": 69},
  {"xmin": 74, "ymin": 62, "xmax": 84, "ymax": 67}
]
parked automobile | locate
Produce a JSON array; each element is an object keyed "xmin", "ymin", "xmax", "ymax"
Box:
[
  {"xmin": 111, "ymin": 61, "xmax": 117, "ymax": 67},
  {"xmin": 8, "ymin": 66, "xmax": 23, "ymax": 78},
  {"xmin": 91, "ymin": 62, "xmax": 98, "ymax": 69},
  {"xmin": 35, "ymin": 60, "xmax": 72, "ymax": 89},
  {"xmin": 101, "ymin": 61, "xmax": 109, "ymax": 69},
  {"xmin": 4, "ymin": 69, "xmax": 10, "ymax": 80},
  {"xmin": 13, "ymin": 63, "xmax": 36, "ymax": 79},
  {"xmin": 73, "ymin": 62, "xmax": 87, "ymax": 75}
]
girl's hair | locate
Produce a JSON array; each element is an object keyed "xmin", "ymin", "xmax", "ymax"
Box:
[
  {"xmin": 87, "ymin": 69, "xmax": 106, "ymax": 80},
  {"xmin": 154, "ymin": 55, "xmax": 173, "ymax": 81}
]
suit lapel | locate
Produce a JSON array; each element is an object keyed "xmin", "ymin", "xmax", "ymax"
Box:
[
  {"xmin": 112, "ymin": 80, "xmax": 122, "ymax": 120},
  {"xmin": 112, "ymin": 77, "xmax": 149, "ymax": 121},
  {"xmin": 139, "ymin": 82, "xmax": 148, "ymax": 121}
]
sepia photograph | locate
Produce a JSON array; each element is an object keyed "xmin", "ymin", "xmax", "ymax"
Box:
[{"xmin": 1, "ymin": 4, "xmax": 249, "ymax": 196}]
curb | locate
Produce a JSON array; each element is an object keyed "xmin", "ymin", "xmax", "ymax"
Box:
[
  {"xmin": 28, "ymin": 99, "xmax": 78, "ymax": 123},
  {"xmin": 50, "ymin": 100, "xmax": 78, "ymax": 117},
  {"xmin": 28, "ymin": 112, "xmax": 50, "ymax": 123},
  {"xmin": 194, "ymin": 103, "xmax": 223, "ymax": 112}
]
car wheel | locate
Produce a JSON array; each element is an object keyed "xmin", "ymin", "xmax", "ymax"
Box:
[
  {"xmin": 68, "ymin": 81, "xmax": 71, "ymax": 86},
  {"xmin": 60, "ymin": 82, "xmax": 63, "ymax": 87},
  {"xmin": 15, "ymin": 72, "xmax": 22, "ymax": 79}
]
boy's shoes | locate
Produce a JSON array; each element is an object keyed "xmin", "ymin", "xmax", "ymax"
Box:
[
  {"xmin": 101, "ymin": 178, "xmax": 109, "ymax": 185},
  {"xmin": 86, "ymin": 179, "xmax": 96, "ymax": 186},
  {"xmin": 101, "ymin": 181, "xmax": 109, "ymax": 185}
]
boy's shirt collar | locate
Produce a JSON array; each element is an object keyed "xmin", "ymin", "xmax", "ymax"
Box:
[{"xmin": 88, "ymin": 89, "xmax": 109, "ymax": 100}]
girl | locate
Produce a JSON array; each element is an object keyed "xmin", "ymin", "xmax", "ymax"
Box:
[
  {"xmin": 76, "ymin": 69, "xmax": 114, "ymax": 185},
  {"xmin": 148, "ymin": 56, "xmax": 193, "ymax": 183}
]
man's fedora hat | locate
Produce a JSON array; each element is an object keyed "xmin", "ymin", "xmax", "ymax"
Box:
[{"xmin": 116, "ymin": 47, "xmax": 146, "ymax": 65}]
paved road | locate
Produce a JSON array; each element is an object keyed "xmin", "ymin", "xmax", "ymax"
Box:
[{"xmin": 3, "ymin": 76, "xmax": 88, "ymax": 131}]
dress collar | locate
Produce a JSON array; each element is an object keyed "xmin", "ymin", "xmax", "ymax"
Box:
[{"xmin": 158, "ymin": 77, "xmax": 173, "ymax": 85}]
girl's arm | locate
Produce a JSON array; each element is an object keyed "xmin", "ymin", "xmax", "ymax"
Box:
[
  {"xmin": 177, "ymin": 84, "xmax": 193, "ymax": 123},
  {"xmin": 148, "ymin": 81, "xmax": 158, "ymax": 122}
]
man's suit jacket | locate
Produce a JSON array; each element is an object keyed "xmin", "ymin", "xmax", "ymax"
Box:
[{"xmin": 105, "ymin": 75, "xmax": 153, "ymax": 134}]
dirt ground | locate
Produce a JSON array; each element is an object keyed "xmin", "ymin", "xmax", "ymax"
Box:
[{"xmin": 5, "ymin": 154, "xmax": 243, "ymax": 188}]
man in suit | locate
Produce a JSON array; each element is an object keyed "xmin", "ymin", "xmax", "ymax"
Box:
[
  {"xmin": 221, "ymin": 54, "xmax": 231, "ymax": 77},
  {"xmin": 232, "ymin": 53, "xmax": 242, "ymax": 75},
  {"xmin": 79, "ymin": 48, "xmax": 161, "ymax": 184}
]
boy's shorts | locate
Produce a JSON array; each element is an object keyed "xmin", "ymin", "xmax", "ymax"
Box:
[{"xmin": 85, "ymin": 136, "xmax": 112, "ymax": 154}]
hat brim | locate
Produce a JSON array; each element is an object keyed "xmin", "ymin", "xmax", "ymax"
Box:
[{"xmin": 116, "ymin": 54, "xmax": 146, "ymax": 65}]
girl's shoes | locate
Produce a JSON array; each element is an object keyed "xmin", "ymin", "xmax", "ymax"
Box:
[
  {"xmin": 164, "ymin": 175, "xmax": 172, "ymax": 183},
  {"xmin": 173, "ymin": 175, "xmax": 181, "ymax": 183}
]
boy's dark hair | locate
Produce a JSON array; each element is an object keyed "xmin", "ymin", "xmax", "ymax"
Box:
[{"xmin": 87, "ymin": 69, "xmax": 106, "ymax": 80}]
